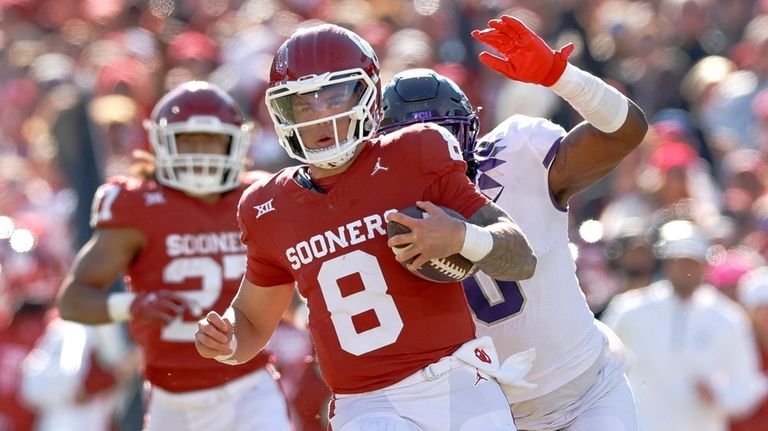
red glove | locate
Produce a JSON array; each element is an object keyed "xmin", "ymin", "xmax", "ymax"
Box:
[
  {"xmin": 129, "ymin": 290, "xmax": 191, "ymax": 326},
  {"xmin": 471, "ymin": 15, "xmax": 574, "ymax": 87}
]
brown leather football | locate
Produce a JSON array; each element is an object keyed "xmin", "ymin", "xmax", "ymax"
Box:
[{"xmin": 386, "ymin": 205, "xmax": 478, "ymax": 283}]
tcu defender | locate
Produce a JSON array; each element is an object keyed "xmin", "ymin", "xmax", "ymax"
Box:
[
  {"xmin": 57, "ymin": 82, "xmax": 290, "ymax": 431},
  {"xmin": 195, "ymin": 24, "xmax": 538, "ymax": 431},
  {"xmin": 379, "ymin": 15, "xmax": 648, "ymax": 431}
]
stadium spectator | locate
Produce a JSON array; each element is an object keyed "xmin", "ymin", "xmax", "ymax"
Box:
[
  {"xmin": 732, "ymin": 267, "xmax": 768, "ymax": 430},
  {"xmin": 0, "ymin": 217, "xmax": 72, "ymax": 431},
  {"xmin": 0, "ymin": 262, "xmax": 50, "ymax": 431},
  {"xmin": 20, "ymin": 310, "xmax": 137, "ymax": 431},
  {"xmin": 604, "ymin": 219, "xmax": 767, "ymax": 431}
]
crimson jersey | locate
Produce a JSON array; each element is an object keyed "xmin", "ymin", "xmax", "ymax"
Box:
[
  {"xmin": 90, "ymin": 172, "xmax": 271, "ymax": 392},
  {"xmin": 0, "ymin": 308, "xmax": 47, "ymax": 431},
  {"xmin": 238, "ymin": 123, "xmax": 490, "ymax": 393}
]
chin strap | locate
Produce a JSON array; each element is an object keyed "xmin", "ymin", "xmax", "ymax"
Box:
[{"xmin": 294, "ymin": 167, "xmax": 326, "ymax": 194}]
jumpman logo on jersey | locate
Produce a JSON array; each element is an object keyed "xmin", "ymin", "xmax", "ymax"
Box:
[
  {"xmin": 254, "ymin": 198, "xmax": 275, "ymax": 218},
  {"xmin": 371, "ymin": 157, "xmax": 389, "ymax": 176},
  {"xmin": 474, "ymin": 371, "xmax": 488, "ymax": 386}
]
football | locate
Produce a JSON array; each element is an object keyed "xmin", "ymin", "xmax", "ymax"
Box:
[{"xmin": 386, "ymin": 205, "xmax": 478, "ymax": 283}]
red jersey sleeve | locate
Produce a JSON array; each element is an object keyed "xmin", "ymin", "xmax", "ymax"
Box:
[
  {"xmin": 415, "ymin": 123, "xmax": 490, "ymax": 218},
  {"xmin": 237, "ymin": 182, "xmax": 295, "ymax": 287},
  {"xmin": 90, "ymin": 176, "xmax": 146, "ymax": 229}
]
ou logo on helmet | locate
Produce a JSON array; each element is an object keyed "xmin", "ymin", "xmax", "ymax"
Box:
[{"xmin": 347, "ymin": 31, "xmax": 381, "ymax": 74}]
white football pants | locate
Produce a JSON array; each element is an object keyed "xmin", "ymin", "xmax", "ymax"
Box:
[
  {"xmin": 329, "ymin": 342, "xmax": 516, "ymax": 431},
  {"xmin": 511, "ymin": 322, "xmax": 638, "ymax": 431},
  {"xmin": 144, "ymin": 368, "xmax": 291, "ymax": 431}
]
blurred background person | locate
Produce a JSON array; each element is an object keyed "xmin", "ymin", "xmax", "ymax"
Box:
[
  {"xmin": 602, "ymin": 217, "xmax": 659, "ymax": 296},
  {"xmin": 603, "ymin": 219, "xmax": 767, "ymax": 431},
  {"xmin": 0, "ymin": 252, "xmax": 56, "ymax": 431},
  {"xmin": 731, "ymin": 267, "xmax": 768, "ymax": 430},
  {"xmin": 267, "ymin": 293, "xmax": 330, "ymax": 431},
  {"xmin": 705, "ymin": 247, "xmax": 764, "ymax": 301},
  {"xmin": 20, "ymin": 312, "xmax": 138, "ymax": 431},
  {"xmin": 0, "ymin": 209, "xmax": 78, "ymax": 431}
]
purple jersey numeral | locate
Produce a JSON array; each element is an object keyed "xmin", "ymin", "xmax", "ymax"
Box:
[{"xmin": 462, "ymin": 277, "xmax": 525, "ymax": 324}]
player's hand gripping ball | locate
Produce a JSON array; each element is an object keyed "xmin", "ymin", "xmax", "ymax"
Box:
[{"xmin": 386, "ymin": 205, "xmax": 478, "ymax": 283}]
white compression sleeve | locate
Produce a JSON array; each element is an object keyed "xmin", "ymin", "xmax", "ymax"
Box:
[{"xmin": 549, "ymin": 63, "xmax": 629, "ymax": 133}]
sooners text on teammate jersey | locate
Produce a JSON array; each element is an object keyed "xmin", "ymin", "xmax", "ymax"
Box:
[{"xmin": 92, "ymin": 173, "xmax": 272, "ymax": 392}]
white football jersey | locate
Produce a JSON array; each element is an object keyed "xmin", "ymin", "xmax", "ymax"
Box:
[{"xmin": 466, "ymin": 115, "xmax": 605, "ymax": 403}]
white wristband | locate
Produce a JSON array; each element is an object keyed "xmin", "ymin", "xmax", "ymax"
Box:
[
  {"xmin": 461, "ymin": 222, "xmax": 494, "ymax": 262},
  {"xmin": 214, "ymin": 334, "xmax": 240, "ymax": 365},
  {"xmin": 549, "ymin": 63, "xmax": 629, "ymax": 133},
  {"xmin": 106, "ymin": 292, "xmax": 137, "ymax": 322}
]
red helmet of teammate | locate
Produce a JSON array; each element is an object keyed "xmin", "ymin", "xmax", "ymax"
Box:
[{"xmin": 146, "ymin": 81, "xmax": 252, "ymax": 195}]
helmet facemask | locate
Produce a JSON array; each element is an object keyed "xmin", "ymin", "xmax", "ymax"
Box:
[
  {"xmin": 148, "ymin": 115, "xmax": 251, "ymax": 195},
  {"xmin": 441, "ymin": 115, "xmax": 480, "ymax": 179},
  {"xmin": 266, "ymin": 69, "xmax": 378, "ymax": 169}
]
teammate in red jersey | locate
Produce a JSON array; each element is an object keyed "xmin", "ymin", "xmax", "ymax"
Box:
[
  {"xmin": 57, "ymin": 81, "xmax": 291, "ymax": 431},
  {"xmin": 194, "ymin": 24, "xmax": 537, "ymax": 431},
  {"xmin": 0, "ymin": 258, "xmax": 52, "ymax": 431}
]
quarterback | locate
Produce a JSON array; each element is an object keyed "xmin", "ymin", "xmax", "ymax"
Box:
[{"xmin": 195, "ymin": 23, "xmax": 538, "ymax": 431}]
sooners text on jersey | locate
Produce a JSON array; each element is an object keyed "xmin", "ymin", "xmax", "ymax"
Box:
[{"xmin": 239, "ymin": 123, "xmax": 489, "ymax": 393}]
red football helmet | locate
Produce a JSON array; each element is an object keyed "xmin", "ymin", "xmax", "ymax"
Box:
[
  {"xmin": 146, "ymin": 81, "xmax": 252, "ymax": 195},
  {"xmin": 266, "ymin": 24, "xmax": 381, "ymax": 169}
]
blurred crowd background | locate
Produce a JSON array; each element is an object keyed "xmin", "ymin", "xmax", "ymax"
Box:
[{"xmin": 3, "ymin": 0, "xmax": 768, "ymax": 430}]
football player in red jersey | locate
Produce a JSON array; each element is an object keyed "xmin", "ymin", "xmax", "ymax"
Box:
[
  {"xmin": 194, "ymin": 24, "xmax": 537, "ymax": 431},
  {"xmin": 57, "ymin": 81, "xmax": 291, "ymax": 431},
  {"xmin": 378, "ymin": 15, "xmax": 648, "ymax": 431},
  {"xmin": 0, "ymin": 253, "xmax": 53, "ymax": 431}
]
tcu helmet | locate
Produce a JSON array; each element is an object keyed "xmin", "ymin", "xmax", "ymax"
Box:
[
  {"xmin": 266, "ymin": 24, "xmax": 381, "ymax": 169},
  {"xmin": 146, "ymin": 81, "xmax": 252, "ymax": 195},
  {"xmin": 380, "ymin": 69, "xmax": 480, "ymax": 178}
]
